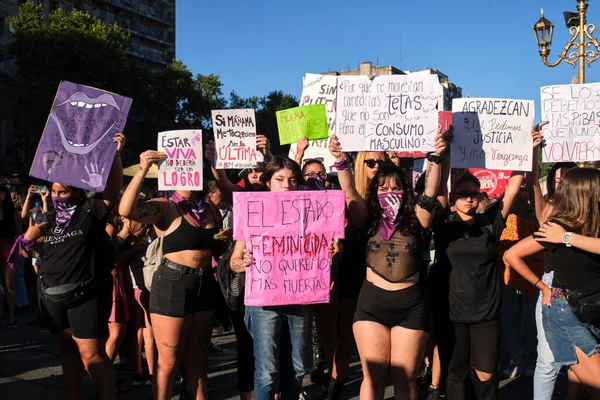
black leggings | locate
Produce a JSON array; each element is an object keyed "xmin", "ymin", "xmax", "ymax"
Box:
[{"xmin": 443, "ymin": 319, "xmax": 500, "ymax": 400}]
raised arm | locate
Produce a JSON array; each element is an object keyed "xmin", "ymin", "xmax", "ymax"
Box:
[
  {"xmin": 21, "ymin": 186, "xmax": 35, "ymax": 220},
  {"xmin": 499, "ymin": 130, "xmax": 543, "ymax": 220},
  {"xmin": 119, "ymin": 150, "xmax": 167, "ymax": 225},
  {"xmin": 503, "ymin": 236, "xmax": 551, "ymax": 306},
  {"xmin": 329, "ymin": 135, "xmax": 368, "ymax": 227},
  {"xmin": 295, "ymin": 137, "xmax": 309, "ymax": 165},
  {"xmin": 526, "ymin": 123, "xmax": 550, "ymax": 225},
  {"xmin": 256, "ymin": 134, "xmax": 273, "ymax": 162},
  {"xmin": 415, "ymin": 130, "xmax": 446, "ymax": 229},
  {"xmin": 437, "ymin": 127, "xmax": 453, "ymax": 210},
  {"xmin": 205, "ymin": 140, "xmax": 242, "ymax": 204},
  {"xmin": 102, "ymin": 133, "xmax": 126, "ymax": 208}
]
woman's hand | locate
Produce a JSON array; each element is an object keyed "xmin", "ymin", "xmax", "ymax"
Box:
[
  {"xmin": 139, "ymin": 150, "xmax": 166, "ymax": 172},
  {"xmin": 532, "ymin": 122, "xmax": 547, "ymax": 149},
  {"xmin": 214, "ymin": 227, "xmax": 232, "ymax": 242},
  {"xmin": 232, "ymin": 249, "xmax": 255, "ymax": 273},
  {"xmin": 535, "ymin": 221, "xmax": 566, "ymax": 244},
  {"xmin": 114, "ymin": 133, "xmax": 126, "ymax": 156},
  {"xmin": 329, "ymin": 135, "xmax": 345, "ymax": 161},
  {"xmin": 297, "ymin": 137, "xmax": 309, "ymax": 153},
  {"xmin": 256, "ymin": 134, "xmax": 272, "ymax": 159},
  {"xmin": 24, "ymin": 218, "xmax": 46, "ymax": 241},
  {"xmin": 328, "ymin": 240, "xmax": 340, "ymax": 258},
  {"xmin": 205, "ymin": 140, "xmax": 217, "ymax": 164},
  {"xmin": 26, "ymin": 185, "xmax": 36, "ymax": 198},
  {"xmin": 442, "ymin": 125, "xmax": 454, "ymax": 143},
  {"xmin": 432, "ymin": 129, "xmax": 447, "ymax": 156},
  {"xmin": 540, "ymin": 284, "xmax": 552, "ymax": 307}
]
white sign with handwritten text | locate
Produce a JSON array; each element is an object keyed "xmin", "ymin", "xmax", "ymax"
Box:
[
  {"xmin": 451, "ymin": 98, "xmax": 535, "ymax": 171},
  {"xmin": 540, "ymin": 83, "xmax": 600, "ymax": 162},
  {"xmin": 336, "ymin": 74, "xmax": 439, "ymax": 152}
]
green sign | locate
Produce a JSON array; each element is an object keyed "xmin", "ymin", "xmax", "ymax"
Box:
[{"xmin": 276, "ymin": 104, "xmax": 329, "ymax": 145}]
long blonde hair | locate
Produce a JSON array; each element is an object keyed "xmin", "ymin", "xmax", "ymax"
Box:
[
  {"xmin": 354, "ymin": 152, "xmax": 386, "ymax": 200},
  {"xmin": 547, "ymin": 168, "xmax": 600, "ymax": 237}
]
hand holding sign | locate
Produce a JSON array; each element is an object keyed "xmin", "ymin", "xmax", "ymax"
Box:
[
  {"xmin": 329, "ymin": 135, "xmax": 345, "ymax": 162},
  {"xmin": 140, "ymin": 150, "xmax": 167, "ymax": 173}
]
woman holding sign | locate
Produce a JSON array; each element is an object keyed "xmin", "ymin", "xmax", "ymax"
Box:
[
  {"xmin": 16, "ymin": 133, "xmax": 125, "ymax": 400},
  {"xmin": 430, "ymin": 130, "xmax": 542, "ymax": 400},
  {"xmin": 329, "ymin": 131, "xmax": 446, "ymax": 400},
  {"xmin": 119, "ymin": 149, "xmax": 231, "ymax": 400},
  {"xmin": 229, "ymin": 155, "xmax": 310, "ymax": 400}
]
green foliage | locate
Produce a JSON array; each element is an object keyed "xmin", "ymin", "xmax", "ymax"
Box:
[
  {"xmin": 226, "ymin": 90, "xmax": 299, "ymax": 156},
  {"xmin": 8, "ymin": 2, "xmax": 298, "ymax": 168}
]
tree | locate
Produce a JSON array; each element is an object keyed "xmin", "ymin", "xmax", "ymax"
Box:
[
  {"xmin": 226, "ymin": 90, "xmax": 298, "ymax": 156},
  {"xmin": 8, "ymin": 3, "xmax": 227, "ymax": 168}
]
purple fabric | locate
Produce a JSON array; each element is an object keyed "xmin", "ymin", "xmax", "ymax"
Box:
[
  {"xmin": 305, "ymin": 176, "xmax": 325, "ymax": 191},
  {"xmin": 29, "ymin": 81, "xmax": 132, "ymax": 192},
  {"xmin": 52, "ymin": 196, "xmax": 85, "ymax": 232},
  {"xmin": 7, "ymin": 235, "xmax": 36, "ymax": 270},
  {"xmin": 378, "ymin": 192, "xmax": 404, "ymax": 240},
  {"xmin": 171, "ymin": 192, "xmax": 207, "ymax": 227}
]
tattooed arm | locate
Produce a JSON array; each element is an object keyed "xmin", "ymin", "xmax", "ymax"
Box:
[
  {"xmin": 415, "ymin": 130, "xmax": 445, "ymax": 229},
  {"xmin": 230, "ymin": 240, "xmax": 254, "ymax": 273},
  {"xmin": 119, "ymin": 150, "xmax": 168, "ymax": 225}
]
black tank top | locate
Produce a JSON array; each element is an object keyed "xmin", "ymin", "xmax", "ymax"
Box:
[{"xmin": 162, "ymin": 205, "xmax": 220, "ymax": 255}]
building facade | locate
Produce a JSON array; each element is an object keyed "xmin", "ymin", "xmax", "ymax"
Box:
[{"xmin": 325, "ymin": 61, "xmax": 463, "ymax": 111}]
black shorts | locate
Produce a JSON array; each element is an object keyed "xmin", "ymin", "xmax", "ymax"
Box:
[
  {"xmin": 354, "ymin": 280, "xmax": 430, "ymax": 332},
  {"xmin": 39, "ymin": 287, "xmax": 112, "ymax": 339},
  {"xmin": 149, "ymin": 259, "xmax": 217, "ymax": 317}
]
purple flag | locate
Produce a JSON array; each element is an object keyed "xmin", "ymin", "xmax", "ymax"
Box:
[{"xmin": 30, "ymin": 81, "xmax": 133, "ymax": 192}]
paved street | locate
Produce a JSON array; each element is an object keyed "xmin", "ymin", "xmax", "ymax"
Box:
[{"xmin": 0, "ymin": 305, "xmax": 568, "ymax": 400}]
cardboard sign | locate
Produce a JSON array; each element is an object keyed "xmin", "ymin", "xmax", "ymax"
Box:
[
  {"xmin": 468, "ymin": 168, "xmax": 512, "ymax": 199},
  {"xmin": 30, "ymin": 81, "xmax": 132, "ymax": 191},
  {"xmin": 277, "ymin": 104, "xmax": 329, "ymax": 145},
  {"xmin": 336, "ymin": 74, "xmax": 439, "ymax": 152},
  {"xmin": 451, "ymin": 98, "xmax": 535, "ymax": 171},
  {"xmin": 158, "ymin": 130, "xmax": 203, "ymax": 190},
  {"xmin": 212, "ymin": 109, "xmax": 258, "ymax": 169},
  {"xmin": 288, "ymin": 73, "xmax": 338, "ymax": 169},
  {"xmin": 541, "ymin": 83, "xmax": 600, "ymax": 162},
  {"xmin": 232, "ymin": 190, "xmax": 345, "ymax": 306}
]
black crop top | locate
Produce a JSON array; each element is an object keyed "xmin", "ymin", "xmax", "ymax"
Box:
[{"xmin": 162, "ymin": 212, "xmax": 221, "ymax": 255}]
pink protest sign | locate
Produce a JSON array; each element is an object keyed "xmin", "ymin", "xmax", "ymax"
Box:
[{"xmin": 233, "ymin": 190, "xmax": 345, "ymax": 306}]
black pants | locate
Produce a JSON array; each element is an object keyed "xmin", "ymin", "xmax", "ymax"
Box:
[
  {"xmin": 444, "ymin": 319, "xmax": 500, "ymax": 400},
  {"xmin": 230, "ymin": 308, "xmax": 255, "ymax": 393}
]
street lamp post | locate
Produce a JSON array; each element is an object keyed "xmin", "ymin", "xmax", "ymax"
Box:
[{"xmin": 533, "ymin": 0, "xmax": 600, "ymax": 84}]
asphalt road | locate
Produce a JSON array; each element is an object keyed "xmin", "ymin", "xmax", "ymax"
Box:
[{"xmin": 0, "ymin": 307, "xmax": 568, "ymax": 399}]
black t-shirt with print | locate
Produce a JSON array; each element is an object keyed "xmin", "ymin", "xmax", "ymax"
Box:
[
  {"xmin": 40, "ymin": 199, "xmax": 114, "ymax": 288},
  {"xmin": 433, "ymin": 204, "xmax": 506, "ymax": 323}
]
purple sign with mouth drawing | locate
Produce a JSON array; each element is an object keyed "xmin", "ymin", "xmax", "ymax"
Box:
[{"xmin": 30, "ymin": 81, "xmax": 133, "ymax": 192}]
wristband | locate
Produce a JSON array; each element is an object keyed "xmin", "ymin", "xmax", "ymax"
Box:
[
  {"xmin": 533, "ymin": 278, "xmax": 541, "ymax": 287},
  {"xmin": 333, "ymin": 158, "xmax": 350, "ymax": 171},
  {"xmin": 417, "ymin": 194, "xmax": 438, "ymax": 212},
  {"xmin": 426, "ymin": 153, "xmax": 442, "ymax": 164}
]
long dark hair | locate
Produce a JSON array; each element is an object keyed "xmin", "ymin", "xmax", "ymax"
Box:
[
  {"xmin": 366, "ymin": 164, "xmax": 421, "ymax": 238},
  {"xmin": 546, "ymin": 162, "xmax": 577, "ymax": 200},
  {"xmin": 547, "ymin": 168, "xmax": 600, "ymax": 237},
  {"xmin": 260, "ymin": 156, "xmax": 304, "ymax": 188}
]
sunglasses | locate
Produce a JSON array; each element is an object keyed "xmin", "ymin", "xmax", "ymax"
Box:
[
  {"xmin": 304, "ymin": 172, "xmax": 327, "ymax": 179},
  {"xmin": 455, "ymin": 191, "xmax": 481, "ymax": 200},
  {"xmin": 364, "ymin": 159, "xmax": 385, "ymax": 169}
]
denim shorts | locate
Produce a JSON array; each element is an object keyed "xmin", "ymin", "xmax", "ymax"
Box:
[
  {"xmin": 542, "ymin": 297, "xmax": 600, "ymax": 366},
  {"xmin": 149, "ymin": 259, "xmax": 216, "ymax": 317}
]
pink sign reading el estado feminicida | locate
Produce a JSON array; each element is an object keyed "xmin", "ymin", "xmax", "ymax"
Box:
[{"xmin": 233, "ymin": 190, "xmax": 345, "ymax": 307}]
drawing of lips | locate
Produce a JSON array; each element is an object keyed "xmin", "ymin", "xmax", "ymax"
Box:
[{"xmin": 50, "ymin": 91, "xmax": 122, "ymax": 155}]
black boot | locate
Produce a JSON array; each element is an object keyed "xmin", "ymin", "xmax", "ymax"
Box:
[{"xmin": 326, "ymin": 378, "xmax": 344, "ymax": 400}]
